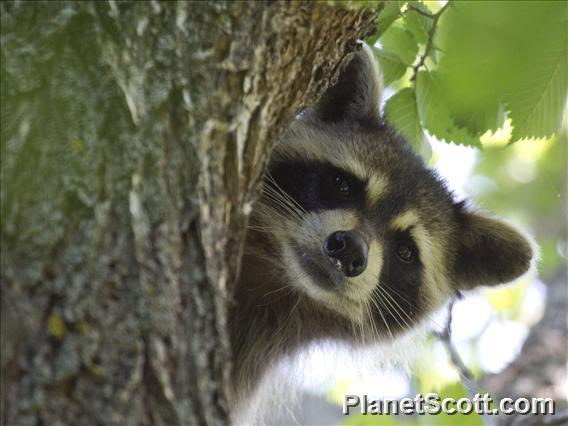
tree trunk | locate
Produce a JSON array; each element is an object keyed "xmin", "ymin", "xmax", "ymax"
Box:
[{"xmin": 0, "ymin": 2, "xmax": 377, "ymax": 424}]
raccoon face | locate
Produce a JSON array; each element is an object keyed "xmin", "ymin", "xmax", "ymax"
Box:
[{"xmin": 251, "ymin": 44, "xmax": 534, "ymax": 340}]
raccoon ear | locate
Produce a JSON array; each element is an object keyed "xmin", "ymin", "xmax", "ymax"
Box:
[
  {"xmin": 453, "ymin": 209, "xmax": 534, "ymax": 290},
  {"xmin": 312, "ymin": 43, "xmax": 383, "ymax": 125}
]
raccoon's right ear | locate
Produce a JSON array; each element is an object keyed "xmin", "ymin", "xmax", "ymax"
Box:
[
  {"xmin": 311, "ymin": 43, "xmax": 383, "ymax": 125},
  {"xmin": 452, "ymin": 209, "xmax": 535, "ymax": 290}
]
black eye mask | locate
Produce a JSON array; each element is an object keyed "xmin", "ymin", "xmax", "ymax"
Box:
[{"xmin": 267, "ymin": 160, "xmax": 366, "ymax": 212}]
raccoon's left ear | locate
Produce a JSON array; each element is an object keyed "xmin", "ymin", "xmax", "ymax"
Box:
[
  {"xmin": 453, "ymin": 209, "xmax": 535, "ymax": 290},
  {"xmin": 312, "ymin": 42, "xmax": 383, "ymax": 125}
]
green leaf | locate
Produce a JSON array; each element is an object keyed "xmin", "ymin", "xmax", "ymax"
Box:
[
  {"xmin": 379, "ymin": 23, "xmax": 419, "ymax": 66},
  {"xmin": 373, "ymin": 48, "xmax": 407, "ymax": 86},
  {"xmin": 371, "ymin": 0, "xmax": 405, "ymax": 42},
  {"xmin": 403, "ymin": 4, "xmax": 433, "ymax": 45},
  {"xmin": 384, "ymin": 87, "xmax": 425, "ymax": 153},
  {"xmin": 506, "ymin": 17, "xmax": 568, "ymax": 141},
  {"xmin": 415, "ymin": 71, "xmax": 481, "ymax": 148},
  {"xmin": 436, "ymin": 1, "xmax": 567, "ymax": 140},
  {"xmin": 428, "ymin": 41, "xmax": 441, "ymax": 65},
  {"xmin": 435, "ymin": 3, "xmax": 506, "ymax": 134}
]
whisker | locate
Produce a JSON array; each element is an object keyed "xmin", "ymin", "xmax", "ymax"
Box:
[
  {"xmin": 256, "ymin": 286, "xmax": 295, "ymax": 307},
  {"xmin": 380, "ymin": 284, "xmax": 445, "ymax": 330},
  {"xmin": 370, "ymin": 291, "xmax": 394, "ymax": 339},
  {"xmin": 262, "ymin": 182, "xmax": 304, "ymax": 217},
  {"xmin": 260, "ymin": 191, "xmax": 302, "ymax": 221},
  {"xmin": 375, "ymin": 287, "xmax": 411, "ymax": 330},
  {"xmin": 379, "ymin": 286, "xmax": 415, "ymax": 329},
  {"xmin": 265, "ymin": 171, "xmax": 307, "ymax": 215},
  {"xmin": 263, "ymin": 284, "xmax": 294, "ymax": 299},
  {"xmin": 365, "ymin": 298, "xmax": 382, "ymax": 345}
]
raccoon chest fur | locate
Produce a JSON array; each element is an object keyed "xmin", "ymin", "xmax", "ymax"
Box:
[{"xmin": 229, "ymin": 43, "xmax": 534, "ymax": 416}]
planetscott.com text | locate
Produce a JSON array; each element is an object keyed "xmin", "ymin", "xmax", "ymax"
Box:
[{"xmin": 343, "ymin": 393, "xmax": 555, "ymax": 416}]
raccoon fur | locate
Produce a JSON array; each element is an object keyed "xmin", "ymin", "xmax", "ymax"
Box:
[{"xmin": 229, "ymin": 43, "xmax": 534, "ymax": 418}]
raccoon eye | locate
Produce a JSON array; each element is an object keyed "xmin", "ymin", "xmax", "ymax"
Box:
[
  {"xmin": 334, "ymin": 174, "xmax": 350, "ymax": 195},
  {"xmin": 396, "ymin": 245, "xmax": 414, "ymax": 263}
]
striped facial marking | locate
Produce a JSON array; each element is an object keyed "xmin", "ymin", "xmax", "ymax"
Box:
[
  {"xmin": 268, "ymin": 160, "xmax": 367, "ymax": 212},
  {"xmin": 366, "ymin": 172, "xmax": 389, "ymax": 207},
  {"xmin": 385, "ymin": 210, "xmax": 453, "ymax": 325}
]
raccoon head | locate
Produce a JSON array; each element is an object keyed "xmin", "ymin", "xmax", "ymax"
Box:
[{"xmin": 251, "ymin": 43, "xmax": 534, "ymax": 341}]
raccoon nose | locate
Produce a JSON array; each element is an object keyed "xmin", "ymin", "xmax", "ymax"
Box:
[{"xmin": 323, "ymin": 230, "xmax": 368, "ymax": 277}]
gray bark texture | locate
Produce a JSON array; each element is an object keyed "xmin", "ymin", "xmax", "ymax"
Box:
[{"xmin": 0, "ymin": 1, "xmax": 378, "ymax": 424}]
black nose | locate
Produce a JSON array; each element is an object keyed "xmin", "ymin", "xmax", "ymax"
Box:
[{"xmin": 323, "ymin": 230, "xmax": 368, "ymax": 277}]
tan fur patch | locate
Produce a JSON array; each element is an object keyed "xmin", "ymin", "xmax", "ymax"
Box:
[
  {"xmin": 390, "ymin": 209, "xmax": 420, "ymax": 231},
  {"xmin": 274, "ymin": 126, "xmax": 368, "ymax": 181},
  {"xmin": 409, "ymin": 224, "xmax": 451, "ymax": 307},
  {"xmin": 366, "ymin": 173, "xmax": 388, "ymax": 206},
  {"xmin": 390, "ymin": 209, "xmax": 452, "ymax": 309}
]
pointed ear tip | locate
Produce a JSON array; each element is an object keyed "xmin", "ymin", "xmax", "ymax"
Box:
[
  {"xmin": 311, "ymin": 41, "xmax": 383, "ymax": 124},
  {"xmin": 357, "ymin": 40, "xmax": 374, "ymax": 59},
  {"xmin": 358, "ymin": 41, "xmax": 384, "ymax": 99},
  {"xmin": 348, "ymin": 42, "xmax": 384, "ymax": 122}
]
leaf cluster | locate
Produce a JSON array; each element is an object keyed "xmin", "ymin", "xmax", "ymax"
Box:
[{"xmin": 369, "ymin": 1, "xmax": 567, "ymax": 153}]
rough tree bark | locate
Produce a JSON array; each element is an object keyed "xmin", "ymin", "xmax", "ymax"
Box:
[{"xmin": 0, "ymin": 1, "xmax": 378, "ymax": 424}]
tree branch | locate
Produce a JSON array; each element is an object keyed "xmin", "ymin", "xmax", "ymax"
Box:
[
  {"xmin": 435, "ymin": 294, "xmax": 494, "ymax": 426},
  {"xmin": 410, "ymin": 2, "xmax": 449, "ymax": 82}
]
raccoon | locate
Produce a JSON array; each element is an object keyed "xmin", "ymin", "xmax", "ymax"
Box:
[{"xmin": 230, "ymin": 43, "xmax": 534, "ymax": 416}]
